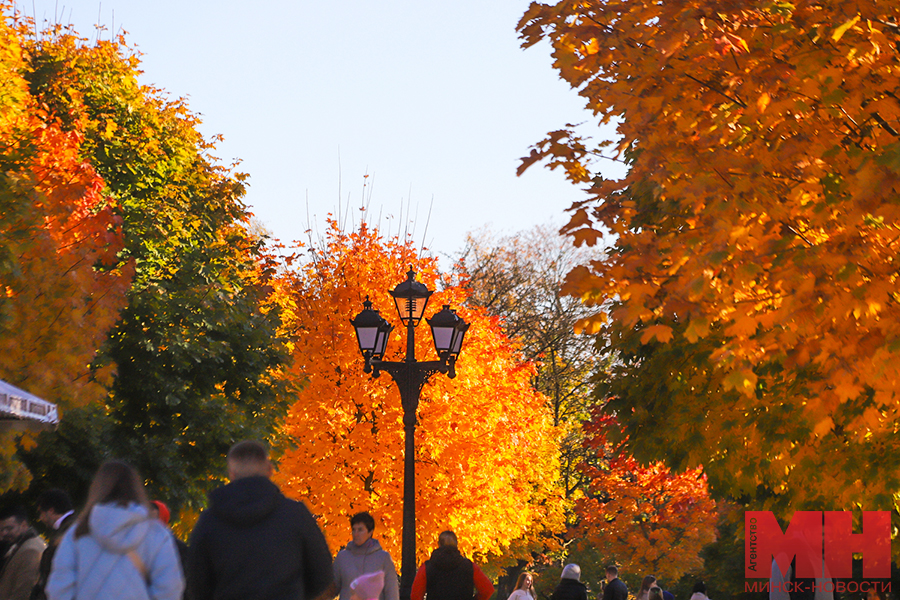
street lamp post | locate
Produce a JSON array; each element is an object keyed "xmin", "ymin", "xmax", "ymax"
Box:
[{"xmin": 350, "ymin": 268, "xmax": 469, "ymax": 600}]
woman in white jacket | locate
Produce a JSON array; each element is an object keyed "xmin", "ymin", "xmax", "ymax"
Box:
[
  {"xmin": 47, "ymin": 460, "xmax": 184, "ymax": 600},
  {"xmin": 508, "ymin": 572, "xmax": 537, "ymax": 600}
]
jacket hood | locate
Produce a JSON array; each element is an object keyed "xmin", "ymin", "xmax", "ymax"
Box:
[
  {"xmin": 88, "ymin": 503, "xmax": 150, "ymax": 554},
  {"xmin": 343, "ymin": 537, "xmax": 384, "ymax": 556},
  {"xmin": 428, "ymin": 545, "xmax": 468, "ymax": 572},
  {"xmin": 208, "ymin": 475, "xmax": 281, "ymax": 526}
]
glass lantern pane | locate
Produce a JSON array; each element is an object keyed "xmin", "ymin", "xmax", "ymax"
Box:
[
  {"xmin": 395, "ymin": 296, "xmax": 430, "ymax": 324},
  {"xmin": 356, "ymin": 327, "xmax": 379, "ymax": 351},
  {"xmin": 431, "ymin": 327, "xmax": 454, "ymax": 352},
  {"xmin": 450, "ymin": 329, "xmax": 465, "ymax": 354},
  {"xmin": 411, "ymin": 297, "xmax": 429, "ymax": 320},
  {"xmin": 393, "ymin": 297, "xmax": 409, "ymax": 322},
  {"xmin": 374, "ymin": 328, "xmax": 389, "ymax": 355}
]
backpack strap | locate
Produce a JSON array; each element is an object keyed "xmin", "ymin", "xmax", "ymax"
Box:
[{"xmin": 127, "ymin": 550, "xmax": 150, "ymax": 584}]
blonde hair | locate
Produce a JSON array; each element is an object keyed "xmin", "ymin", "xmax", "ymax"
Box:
[
  {"xmin": 74, "ymin": 460, "xmax": 149, "ymax": 538},
  {"xmin": 227, "ymin": 440, "xmax": 272, "ymax": 480}
]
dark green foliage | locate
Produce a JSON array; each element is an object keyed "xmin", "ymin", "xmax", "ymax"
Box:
[
  {"xmin": 18, "ymin": 405, "xmax": 112, "ymax": 507},
  {"xmin": 12, "ymin": 29, "xmax": 292, "ymax": 514}
]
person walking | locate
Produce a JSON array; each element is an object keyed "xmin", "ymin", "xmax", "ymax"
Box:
[
  {"xmin": 332, "ymin": 512, "xmax": 398, "ymax": 600},
  {"xmin": 410, "ymin": 531, "xmax": 493, "ymax": 600},
  {"xmin": 188, "ymin": 440, "xmax": 332, "ymax": 600},
  {"xmin": 551, "ymin": 564, "xmax": 587, "ymax": 600},
  {"xmin": 31, "ymin": 489, "xmax": 76, "ymax": 600},
  {"xmin": 149, "ymin": 500, "xmax": 191, "ymax": 600},
  {"xmin": 690, "ymin": 581, "xmax": 710, "ymax": 600},
  {"xmin": 45, "ymin": 461, "xmax": 183, "ymax": 600},
  {"xmin": 637, "ymin": 576, "xmax": 657, "ymax": 600},
  {"xmin": 508, "ymin": 572, "xmax": 537, "ymax": 600},
  {"xmin": 602, "ymin": 565, "xmax": 628, "ymax": 600},
  {"xmin": 0, "ymin": 506, "xmax": 46, "ymax": 600}
]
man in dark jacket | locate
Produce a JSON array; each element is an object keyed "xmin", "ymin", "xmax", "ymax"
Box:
[
  {"xmin": 188, "ymin": 440, "xmax": 333, "ymax": 600},
  {"xmin": 410, "ymin": 531, "xmax": 493, "ymax": 600},
  {"xmin": 602, "ymin": 565, "xmax": 628, "ymax": 600},
  {"xmin": 30, "ymin": 489, "xmax": 76, "ymax": 600},
  {"xmin": 552, "ymin": 564, "xmax": 588, "ymax": 600}
]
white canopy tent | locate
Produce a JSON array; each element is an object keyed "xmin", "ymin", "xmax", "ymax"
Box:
[{"xmin": 0, "ymin": 378, "xmax": 59, "ymax": 431}]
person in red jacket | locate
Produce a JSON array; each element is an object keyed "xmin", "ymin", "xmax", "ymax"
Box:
[{"xmin": 410, "ymin": 531, "xmax": 493, "ymax": 600}]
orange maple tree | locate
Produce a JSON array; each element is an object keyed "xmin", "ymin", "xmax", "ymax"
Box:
[
  {"xmin": 2, "ymin": 6, "xmax": 287, "ymax": 511},
  {"xmin": 0, "ymin": 10, "xmax": 130, "ymax": 490},
  {"xmin": 570, "ymin": 410, "xmax": 717, "ymax": 585},
  {"xmin": 0, "ymin": 10, "xmax": 129, "ymax": 403},
  {"xmin": 272, "ymin": 221, "xmax": 565, "ymax": 568},
  {"xmin": 518, "ymin": 0, "xmax": 900, "ymax": 512}
]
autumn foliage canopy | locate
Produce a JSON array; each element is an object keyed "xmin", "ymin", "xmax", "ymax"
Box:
[
  {"xmin": 272, "ymin": 222, "xmax": 564, "ymax": 567},
  {"xmin": 519, "ymin": 0, "xmax": 900, "ymax": 511},
  {"xmin": 571, "ymin": 409, "xmax": 717, "ymax": 584},
  {"xmin": 0, "ymin": 11, "xmax": 130, "ymax": 414},
  {"xmin": 1, "ymin": 6, "xmax": 290, "ymax": 505},
  {"xmin": 0, "ymin": 10, "xmax": 132, "ymax": 488}
]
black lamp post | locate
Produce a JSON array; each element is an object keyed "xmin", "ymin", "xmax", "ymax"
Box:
[{"xmin": 350, "ymin": 268, "xmax": 469, "ymax": 600}]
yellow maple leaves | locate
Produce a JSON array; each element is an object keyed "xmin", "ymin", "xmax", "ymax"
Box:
[{"xmin": 832, "ymin": 15, "xmax": 862, "ymax": 42}]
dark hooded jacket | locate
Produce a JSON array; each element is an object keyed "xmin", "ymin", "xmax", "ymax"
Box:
[
  {"xmin": 188, "ymin": 476, "xmax": 332, "ymax": 600},
  {"xmin": 423, "ymin": 546, "xmax": 474, "ymax": 600},
  {"xmin": 552, "ymin": 578, "xmax": 588, "ymax": 600}
]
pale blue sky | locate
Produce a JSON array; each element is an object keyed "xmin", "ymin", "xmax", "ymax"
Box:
[{"xmin": 22, "ymin": 0, "xmax": 625, "ymax": 258}]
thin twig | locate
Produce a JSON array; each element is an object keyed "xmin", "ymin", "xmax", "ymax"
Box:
[
  {"xmin": 684, "ymin": 73, "xmax": 748, "ymax": 107},
  {"xmin": 419, "ymin": 195, "xmax": 433, "ymax": 258}
]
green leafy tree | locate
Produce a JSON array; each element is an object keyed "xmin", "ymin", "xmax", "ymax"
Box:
[{"xmin": 13, "ymin": 17, "xmax": 291, "ymax": 511}]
